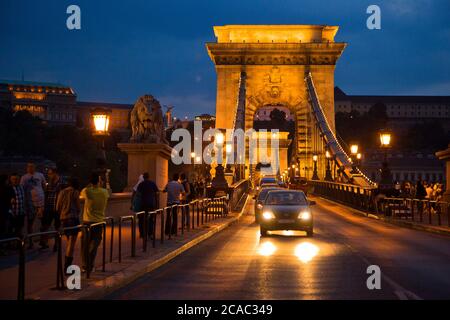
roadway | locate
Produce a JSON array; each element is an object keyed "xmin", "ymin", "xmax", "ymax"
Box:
[{"xmin": 108, "ymin": 197, "xmax": 450, "ymax": 300}]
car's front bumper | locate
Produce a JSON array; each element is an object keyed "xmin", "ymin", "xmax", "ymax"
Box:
[{"xmin": 260, "ymin": 219, "xmax": 313, "ymax": 231}]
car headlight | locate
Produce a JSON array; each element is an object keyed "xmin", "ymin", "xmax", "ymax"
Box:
[
  {"xmin": 298, "ymin": 210, "xmax": 311, "ymax": 221},
  {"xmin": 262, "ymin": 211, "xmax": 275, "ymax": 220},
  {"xmin": 256, "ymin": 203, "xmax": 263, "ymax": 210}
]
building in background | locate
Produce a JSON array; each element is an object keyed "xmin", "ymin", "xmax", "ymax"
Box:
[
  {"xmin": 361, "ymin": 150, "xmax": 445, "ymax": 184},
  {"xmin": 334, "ymin": 87, "xmax": 450, "ymax": 133},
  {"xmin": 194, "ymin": 113, "xmax": 216, "ymax": 128},
  {"xmin": 0, "ymin": 80, "xmax": 77, "ymax": 125},
  {"xmin": 76, "ymin": 101, "xmax": 132, "ymax": 132}
]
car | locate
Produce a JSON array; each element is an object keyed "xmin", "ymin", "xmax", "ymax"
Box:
[
  {"xmin": 253, "ymin": 187, "xmax": 283, "ymax": 223},
  {"xmin": 259, "ymin": 176, "xmax": 277, "ymax": 185},
  {"xmin": 258, "ymin": 190, "xmax": 316, "ymax": 237},
  {"xmin": 255, "ymin": 176, "xmax": 278, "ymax": 193},
  {"xmin": 288, "ymin": 177, "xmax": 308, "ymax": 195}
]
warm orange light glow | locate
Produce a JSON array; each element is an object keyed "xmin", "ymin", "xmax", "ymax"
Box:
[
  {"xmin": 380, "ymin": 132, "xmax": 391, "ymax": 147},
  {"xmin": 312, "ymin": 155, "xmax": 318, "ymax": 162},
  {"xmin": 195, "ymin": 156, "xmax": 201, "ymax": 163},
  {"xmin": 325, "ymin": 150, "xmax": 331, "ymax": 158},
  {"xmin": 225, "ymin": 144, "xmax": 232, "ymax": 153},
  {"xmin": 191, "ymin": 152, "xmax": 196, "ymax": 158},
  {"xmin": 93, "ymin": 114, "xmax": 110, "ymax": 134},
  {"xmin": 294, "ymin": 242, "xmax": 319, "ymax": 263},
  {"xmin": 350, "ymin": 144, "xmax": 358, "ymax": 155},
  {"xmin": 258, "ymin": 241, "xmax": 276, "ymax": 256},
  {"xmin": 356, "ymin": 153, "xmax": 362, "ymax": 160},
  {"xmin": 215, "ymin": 132, "xmax": 224, "ymax": 145}
]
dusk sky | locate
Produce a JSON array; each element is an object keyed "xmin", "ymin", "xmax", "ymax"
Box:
[{"xmin": 1, "ymin": 0, "xmax": 449, "ymax": 118}]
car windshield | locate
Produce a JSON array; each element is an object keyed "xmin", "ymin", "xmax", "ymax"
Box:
[
  {"xmin": 257, "ymin": 188, "xmax": 280, "ymax": 201},
  {"xmin": 265, "ymin": 191, "xmax": 307, "ymax": 205}
]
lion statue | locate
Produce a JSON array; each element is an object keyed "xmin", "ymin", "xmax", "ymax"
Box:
[{"xmin": 130, "ymin": 95, "xmax": 167, "ymax": 144}]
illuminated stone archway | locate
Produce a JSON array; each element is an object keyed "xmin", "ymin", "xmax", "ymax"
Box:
[{"xmin": 207, "ymin": 25, "xmax": 346, "ymax": 179}]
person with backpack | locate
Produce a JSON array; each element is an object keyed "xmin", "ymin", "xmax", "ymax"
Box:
[{"xmin": 56, "ymin": 177, "xmax": 81, "ymax": 273}]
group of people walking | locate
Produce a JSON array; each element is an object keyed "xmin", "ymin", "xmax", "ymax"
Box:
[
  {"xmin": 0, "ymin": 163, "xmax": 110, "ymax": 274},
  {"xmin": 132, "ymin": 172, "xmax": 205, "ymax": 239},
  {"xmin": 395, "ymin": 180, "xmax": 444, "ymax": 202},
  {"xmin": 1, "ymin": 164, "xmax": 208, "ymax": 274}
]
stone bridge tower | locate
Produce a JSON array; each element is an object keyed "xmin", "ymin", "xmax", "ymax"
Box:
[{"xmin": 206, "ymin": 25, "xmax": 346, "ymax": 179}]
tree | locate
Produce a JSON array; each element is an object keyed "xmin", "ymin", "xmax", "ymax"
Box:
[
  {"xmin": 0, "ymin": 109, "xmax": 127, "ymax": 191},
  {"xmin": 269, "ymin": 108, "xmax": 287, "ymax": 127}
]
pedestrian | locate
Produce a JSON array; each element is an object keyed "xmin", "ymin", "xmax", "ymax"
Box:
[
  {"xmin": 80, "ymin": 173, "xmax": 110, "ymax": 273},
  {"xmin": 136, "ymin": 172, "xmax": 159, "ymax": 239},
  {"xmin": 163, "ymin": 173, "xmax": 185, "ymax": 236},
  {"xmin": 415, "ymin": 180, "xmax": 427, "ymax": 200},
  {"xmin": 9, "ymin": 173, "xmax": 27, "ymax": 239},
  {"xmin": 425, "ymin": 183, "xmax": 433, "ymax": 200},
  {"xmin": 56, "ymin": 177, "xmax": 81, "ymax": 274},
  {"xmin": 180, "ymin": 173, "xmax": 192, "ymax": 228},
  {"xmin": 131, "ymin": 173, "xmax": 144, "ymax": 213},
  {"xmin": 0, "ymin": 175, "xmax": 14, "ymax": 254},
  {"xmin": 40, "ymin": 167, "xmax": 64, "ymax": 250},
  {"xmin": 20, "ymin": 163, "xmax": 46, "ymax": 248}
]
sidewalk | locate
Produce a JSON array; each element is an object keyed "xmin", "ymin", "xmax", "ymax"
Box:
[
  {"xmin": 0, "ymin": 197, "xmax": 249, "ymax": 300},
  {"xmin": 316, "ymin": 196, "xmax": 450, "ymax": 237}
]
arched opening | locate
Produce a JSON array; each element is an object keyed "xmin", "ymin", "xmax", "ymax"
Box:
[{"xmin": 251, "ymin": 104, "xmax": 296, "ymax": 181}]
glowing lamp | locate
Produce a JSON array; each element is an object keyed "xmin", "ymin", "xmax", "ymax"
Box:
[
  {"xmin": 91, "ymin": 108, "xmax": 111, "ymax": 135},
  {"xmin": 215, "ymin": 132, "xmax": 225, "ymax": 145},
  {"xmin": 350, "ymin": 144, "xmax": 359, "ymax": 155},
  {"xmin": 379, "ymin": 130, "xmax": 392, "ymax": 147}
]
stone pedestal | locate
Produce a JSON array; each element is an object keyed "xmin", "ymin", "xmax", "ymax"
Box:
[
  {"xmin": 436, "ymin": 144, "xmax": 450, "ymax": 202},
  {"xmin": 118, "ymin": 143, "xmax": 172, "ymax": 208}
]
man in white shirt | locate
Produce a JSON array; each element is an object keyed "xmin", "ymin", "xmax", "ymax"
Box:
[
  {"xmin": 163, "ymin": 173, "xmax": 185, "ymax": 235},
  {"xmin": 20, "ymin": 163, "xmax": 46, "ymax": 248}
]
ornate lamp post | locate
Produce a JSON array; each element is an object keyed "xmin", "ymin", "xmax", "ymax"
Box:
[
  {"xmin": 350, "ymin": 143, "xmax": 359, "ymax": 174},
  {"xmin": 311, "ymin": 154, "xmax": 319, "ymax": 180},
  {"xmin": 324, "ymin": 150, "xmax": 333, "ymax": 181},
  {"xmin": 379, "ymin": 129, "xmax": 392, "ymax": 187},
  {"xmin": 210, "ymin": 130, "xmax": 228, "ymax": 195},
  {"xmin": 191, "ymin": 151, "xmax": 196, "ymax": 177},
  {"xmin": 91, "ymin": 108, "xmax": 111, "ymax": 190}
]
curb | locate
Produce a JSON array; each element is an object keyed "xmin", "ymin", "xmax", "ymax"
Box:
[
  {"xmin": 315, "ymin": 196, "xmax": 450, "ymax": 237},
  {"xmin": 72, "ymin": 196, "xmax": 250, "ymax": 300}
]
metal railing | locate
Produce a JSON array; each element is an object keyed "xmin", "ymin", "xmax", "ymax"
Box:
[
  {"xmin": 0, "ymin": 195, "xmax": 233, "ymax": 300},
  {"xmin": 377, "ymin": 197, "xmax": 450, "ymax": 227},
  {"xmin": 309, "ymin": 180, "xmax": 376, "ymax": 212},
  {"xmin": 309, "ymin": 180, "xmax": 450, "ymax": 228}
]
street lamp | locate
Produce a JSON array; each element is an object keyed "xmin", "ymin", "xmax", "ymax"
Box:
[
  {"xmin": 312, "ymin": 154, "xmax": 319, "ymax": 180},
  {"xmin": 379, "ymin": 131, "xmax": 391, "ymax": 147},
  {"xmin": 379, "ymin": 129, "xmax": 393, "ymax": 188},
  {"xmin": 324, "ymin": 150, "xmax": 333, "ymax": 181},
  {"xmin": 215, "ymin": 132, "xmax": 225, "ymax": 146},
  {"xmin": 350, "ymin": 144, "xmax": 359, "ymax": 156},
  {"xmin": 349, "ymin": 143, "xmax": 359, "ymax": 174},
  {"xmin": 90, "ymin": 108, "xmax": 111, "ymax": 190}
]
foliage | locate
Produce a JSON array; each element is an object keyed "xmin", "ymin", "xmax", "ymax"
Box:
[
  {"xmin": 0, "ymin": 109, "xmax": 127, "ymax": 192},
  {"xmin": 335, "ymin": 103, "xmax": 388, "ymax": 150}
]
